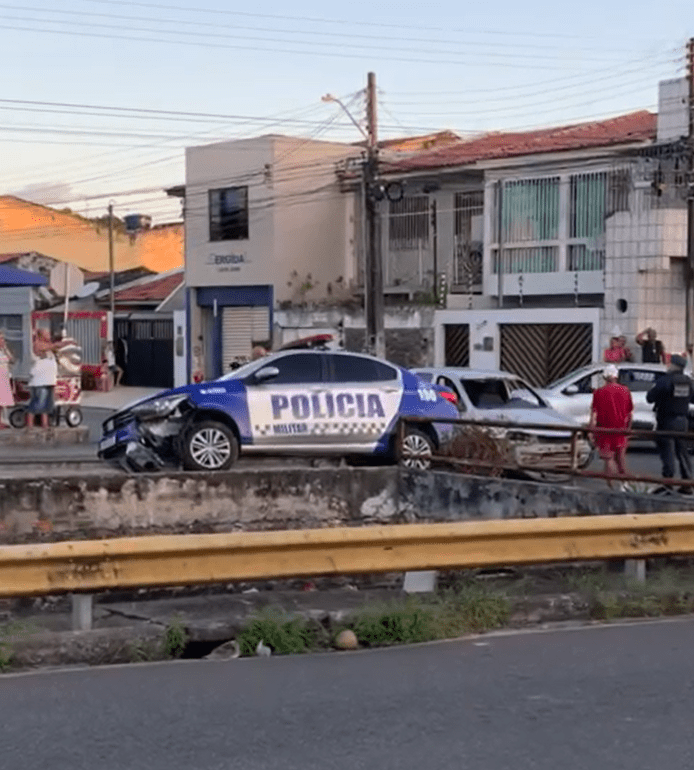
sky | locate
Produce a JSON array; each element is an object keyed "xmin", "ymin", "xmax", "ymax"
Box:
[{"xmin": 0, "ymin": 0, "xmax": 691, "ymax": 229}]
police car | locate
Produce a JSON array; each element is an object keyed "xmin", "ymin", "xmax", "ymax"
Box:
[{"xmin": 98, "ymin": 349, "xmax": 458, "ymax": 472}]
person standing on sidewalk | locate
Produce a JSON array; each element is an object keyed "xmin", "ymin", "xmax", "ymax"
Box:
[
  {"xmin": 27, "ymin": 346, "xmax": 58, "ymax": 429},
  {"xmin": 646, "ymin": 354, "xmax": 694, "ymax": 491},
  {"xmin": 0, "ymin": 331, "xmax": 15, "ymax": 428},
  {"xmin": 588, "ymin": 364, "xmax": 633, "ymax": 488}
]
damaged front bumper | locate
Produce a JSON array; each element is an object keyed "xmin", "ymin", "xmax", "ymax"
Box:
[{"xmin": 99, "ymin": 397, "xmax": 190, "ymax": 472}]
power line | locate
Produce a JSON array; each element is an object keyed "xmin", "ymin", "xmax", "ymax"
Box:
[
  {"xmin": 0, "ymin": 4, "xmax": 653, "ymax": 57},
  {"xmin": 0, "ymin": 19, "xmax": 646, "ymax": 69}
]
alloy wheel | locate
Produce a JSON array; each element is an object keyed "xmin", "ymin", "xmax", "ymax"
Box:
[
  {"xmin": 189, "ymin": 427, "xmax": 232, "ymax": 469},
  {"xmin": 401, "ymin": 432, "xmax": 433, "ymax": 470}
]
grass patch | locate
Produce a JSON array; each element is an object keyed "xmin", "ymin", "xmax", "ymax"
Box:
[
  {"xmin": 346, "ymin": 599, "xmax": 436, "ymax": 647},
  {"xmin": 237, "ymin": 608, "xmax": 319, "ymax": 656},
  {"xmin": 343, "ymin": 585, "xmax": 510, "ymax": 648},
  {"xmin": 433, "ymin": 584, "xmax": 511, "ymax": 638},
  {"xmin": 162, "ymin": 615, "xmax": 188, "ymax": 659}
]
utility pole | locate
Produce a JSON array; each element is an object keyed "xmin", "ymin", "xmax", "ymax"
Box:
[
  {"xmin": 364, "ymin": 71, "xmax": 385, "ymax": 358},
  {"xmin": 108, "ymin": 202, "xmax": 115, "ymax": 318},
  {"xmin": 686, "ymin": 38, "xmax": 694, "ymax": 350}
]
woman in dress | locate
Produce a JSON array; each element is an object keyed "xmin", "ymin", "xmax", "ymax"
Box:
[{"xmin": 0, "ymin": 331, "xmax": 15, "ymax": 428}]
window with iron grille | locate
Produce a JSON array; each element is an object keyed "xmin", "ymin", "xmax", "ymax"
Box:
[
  {"xmin": 567, "ymin": 169, "xmax": 629, "ymax": 271},
  {"xmin": 388, "ymin": 195, "xmax": 429, "ymax": 251},
  {"xmin": 209, "ymin": 186, "xmax": 249, "ymax": 242},
  {"xmin": 453, "ymin": 191, "xmax": 483, "ymax": 286},
  {"xmin": 492, "ymin": 177, "xmax": 560, "ymax": 273}
]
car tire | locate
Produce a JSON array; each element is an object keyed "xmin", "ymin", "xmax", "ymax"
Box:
[
  {"xmin": 399, "ymin": 428, "xmax": 435, "ymax": 471},
  {"xmin": 181, "ymin": 421, "xmax": 239, "ymax": 472}
]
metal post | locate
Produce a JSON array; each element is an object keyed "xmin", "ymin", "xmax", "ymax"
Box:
[
  {"xmin": 71, "ymin": 593, "xmax": 93, "ymax": 631},
  {"xmin": 496, "ymin": 181, "xmax": 504, "ymax": 308},
  {"xmin": 431, "ymin": 199, "xmax": 439, "ymax": 304}
]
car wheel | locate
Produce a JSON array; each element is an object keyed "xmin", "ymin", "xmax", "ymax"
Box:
[
  {"xmin": 182, "ymin": 421, "xmax": 238, "ymax": 471},
  {"xmin": 399, "ymin": 428, "xmax": 435, "ymax": 471}
]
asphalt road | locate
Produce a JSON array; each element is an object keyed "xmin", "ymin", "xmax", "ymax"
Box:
[{"xmin": 2, "ymin": 619, "xmax": 693, "ymax": 770}]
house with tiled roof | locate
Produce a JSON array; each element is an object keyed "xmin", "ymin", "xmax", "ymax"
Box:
[{"xmin": 359, "ymin": 80, "xmax": 688, "ymax": 385}]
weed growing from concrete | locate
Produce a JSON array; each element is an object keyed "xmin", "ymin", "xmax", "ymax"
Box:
[
  {"xmin": 162, "ymin": 615, "xmax": 188, "ymax": 659},
  {"xmin": 0, "ymin": 640, "xmax": 13, "ymax": 671},
  {"xmin": 346, "ymin": 599, "xmax": 436, "ymax": 647},
  {"xmin": 432, "ymin": 584, "xmax": 511, "ymax": 637},
  {"xmin": 237, "ymin": 608, "xmax": 317, "ymax": 656}
]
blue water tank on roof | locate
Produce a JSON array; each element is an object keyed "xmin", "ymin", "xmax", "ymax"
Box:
[{"xmin": 124, "ymin": 214, "xmax": 152, "ymax": 232}]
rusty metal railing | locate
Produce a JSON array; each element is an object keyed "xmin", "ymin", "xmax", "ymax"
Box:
[{"xmin": 398, "ymin": 415, "xmax": 694, "ymax": 491}]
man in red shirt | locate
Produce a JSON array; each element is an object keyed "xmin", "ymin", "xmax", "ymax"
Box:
[{"xmin": 589, "ymin": 364, "xmax": 634, "ymax": 488}]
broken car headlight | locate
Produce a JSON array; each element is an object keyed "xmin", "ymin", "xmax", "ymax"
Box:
[{"xmin": 131, "ymin": 395, "xmax": 187, "ymax": 419}]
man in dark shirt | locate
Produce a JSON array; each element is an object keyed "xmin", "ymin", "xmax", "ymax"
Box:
[
  {"xmin": 646, "ymin": 354, "xmax": 694, "ymax": 487},
  {"xmin": 636, "ymin": 327, "xmax": 666, "ymax": 364}
]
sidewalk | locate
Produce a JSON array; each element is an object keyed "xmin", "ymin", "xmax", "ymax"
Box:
[{"xmin": 81, "ymin": 385, "xmax": 162, "ymax": 412}]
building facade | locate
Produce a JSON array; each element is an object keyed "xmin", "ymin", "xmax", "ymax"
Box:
[{"xmin": 184, "ymin": 134, "xmax": 357, "ymax": 379}]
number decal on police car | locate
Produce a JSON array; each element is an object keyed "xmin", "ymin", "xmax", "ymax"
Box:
[{"xmin": 417, "ymin": 387, "xmax": 437, "ymax": 402}]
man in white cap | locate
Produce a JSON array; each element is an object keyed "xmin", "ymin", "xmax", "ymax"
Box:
[{"xmin": 588, "ymin": 364, "xmax": 633, "ymax": 488}]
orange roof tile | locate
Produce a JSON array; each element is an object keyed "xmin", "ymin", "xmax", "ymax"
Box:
[
  {"xmin": 114, "ymin": 272, "xmax": 183, "ymax": 303},
  {"xmin": 383, "ymin": 111, "xmax": 657, "ymax": 172}
]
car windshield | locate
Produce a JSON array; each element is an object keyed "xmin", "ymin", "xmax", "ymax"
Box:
[
  {"xmin": 545, "ymin": 366, "xmax": 594, "ymax": 390},
  {"xmin": 461, "ymin": 378, "xmax": 546, "ymax": 409},
  {"xmin": 216, "ymin": 358, "xmax": 265, "ymax": 381}
]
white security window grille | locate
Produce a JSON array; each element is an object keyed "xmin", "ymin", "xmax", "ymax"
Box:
[
  {"xmin": 492, "ymin": 177, "xmax": 560, "ymax": 273},
  {"xmin": 568, "ymin": 169, "xmax": 629, "ymax": 271},
  {"xmin": 453, "ymin": 191, "xmax": 484, "ymax": 286},
  {"xmin": 493, "ymin": 246, "xmax": 558, "ymax": 274},
  {"xmin": 209, "ymin": 186, "xmax": 249, "ymax": 242},
  {"xmin": 388, "ymin": 195, "xmax": 429, "ymax": 251}
]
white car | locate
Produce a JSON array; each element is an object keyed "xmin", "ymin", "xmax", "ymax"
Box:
[
  {"xmin": 538, "ymin": 362, "xmax": 674, "ymax": 433},
  {"xmin": 411, "ymin": 367, "xmax": 592, "ymax": 473}
]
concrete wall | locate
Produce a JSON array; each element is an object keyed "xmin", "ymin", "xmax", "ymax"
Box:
[{"xmin": 0, "ymin": 468, "xmax": 690, "ymax": 544}]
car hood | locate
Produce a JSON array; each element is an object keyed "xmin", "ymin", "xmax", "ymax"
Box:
[
  {"xmin": 471, "ymin": 406, "xmax": 581, "ymax": 435},
  {"xmin": 113, "ymin": 380, "xmax": 246, "ymax": 414}
]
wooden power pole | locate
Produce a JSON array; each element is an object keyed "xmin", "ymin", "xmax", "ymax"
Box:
[
  {"xmin": 108, "ymin": 202, "xmax": 115, "ymax": 318},
  {"xmin": 364, "ymin": 72, "xmax": 385, "ymax": 359}
]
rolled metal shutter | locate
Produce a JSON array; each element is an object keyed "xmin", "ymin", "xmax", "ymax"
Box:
[{"xmin": 221, "ymin": 306, "xmax": 270, "ymax": 370}]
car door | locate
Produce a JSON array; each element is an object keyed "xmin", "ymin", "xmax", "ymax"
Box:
[
  {"xmin": 325, "ymin": 353, "xmax": 403, "ymax": 450},
  {"xmin": 243, "ymin": 352, "xmax": 326, "ymax": 448},
  {"xmin": 617, "ymin": 367, "xmax": 660, "ymax": 430},
  {"xmin": 552, "ymin": 368, "xmax": 601, "ymax": 425}
]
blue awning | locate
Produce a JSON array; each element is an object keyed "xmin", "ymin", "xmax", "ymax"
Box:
[{"xmin": 0, "ymin": 265, "xmax": 48, "ymax": 286}]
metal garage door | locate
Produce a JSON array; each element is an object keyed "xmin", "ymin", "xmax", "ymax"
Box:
[
  {"xmin": 444, "ymin": 324, "xmax": 470, "ymax": 367},
  {"xmin": 500, "ymin": 323, "xmax": 592, "ymax": 387},
  {"xmin": 221, "ymin": 306, "xmax": 269, "ymax": 370}
]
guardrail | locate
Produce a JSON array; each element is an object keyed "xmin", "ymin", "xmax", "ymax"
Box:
[{"xmin": 2, "ymin": 514, "xmax": 694, "ymax": 599}]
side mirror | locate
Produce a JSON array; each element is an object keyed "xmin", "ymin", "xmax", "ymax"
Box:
[
  {"xmin": 563, "ymin": 385, "xmax": 579, "ymax": 395},
  {"xmin": 254, "ymin": 366, "xmax": 280, "ymax": 383}
]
